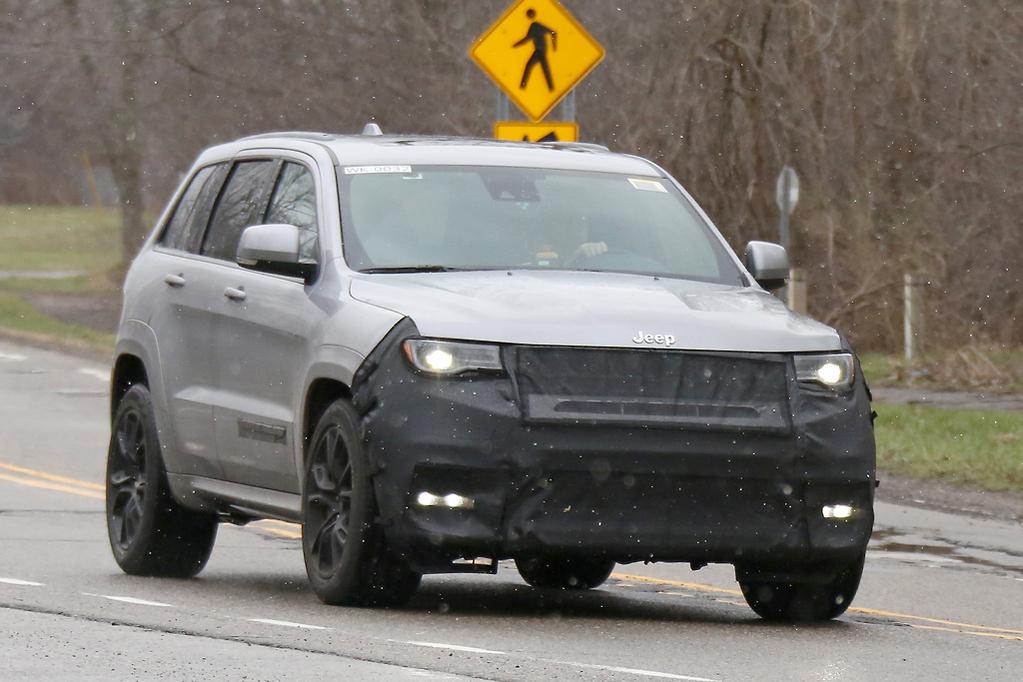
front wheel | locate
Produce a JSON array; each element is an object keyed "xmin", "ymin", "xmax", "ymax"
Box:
[
  {"xmin": 515, "ymin": 555, "xmax": 616, "ymax": 590},
  {"xmin": 105, "ymin": 384, "xmax": 218, "ymax": 577},
  {"xmin": 301, "ymin": 399, "xmax": 420, "ymax": 607},
  {"xmin": 739, "ymin": 554, "xmax": 866, "ymax": 621}
]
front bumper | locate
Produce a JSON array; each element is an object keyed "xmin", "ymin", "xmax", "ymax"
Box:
[{"xmin": 352, "ymin": 321, "xmax": 876, "ymax": 568}]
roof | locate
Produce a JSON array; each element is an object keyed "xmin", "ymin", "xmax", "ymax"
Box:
[{"xmin": 202, "ymin": 132, "xmax": 664, "ymax": 177}]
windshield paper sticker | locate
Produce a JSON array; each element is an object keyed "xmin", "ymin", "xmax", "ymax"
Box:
[
  {"xmin": 343, "ymin": 165, "xmax": 413, "ymax": 175},
  {"xmin": 628, "ymin": 178, "xmax": 668, "ymax": 193}
]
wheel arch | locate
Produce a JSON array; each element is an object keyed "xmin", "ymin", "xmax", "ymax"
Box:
[
  {"xmin": 301, "ymin": 377, "xmax": 353, "ymax": 467},
  {"xmin": 110, "ymin": 353, "xmax": 149, "ymax": 420}
]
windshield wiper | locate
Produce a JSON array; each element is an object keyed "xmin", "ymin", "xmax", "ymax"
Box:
[{"xmin": 359, "ymin": 265, "xmax": 467, "ymax": 274}]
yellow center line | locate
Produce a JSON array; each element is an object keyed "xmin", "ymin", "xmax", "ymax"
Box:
[
  {"xmin": 0, "ymin": 461, "xmax": 104, "ymax": 491},
  {"xmin": 910, "ymin": 624, "xmax": 1023, "ymax": 642},
  {"xmin": 612, "ymin": 572, "xmax": 743, "ymax": 597},
  {"xmin": 611, "ymin": 572, "xmax": 1023, "ymax": 638},
  {"xmin": 256, "ymin": 519, "xmax": 302, "ymax": 530},
  {"xmin": 0, "ymin": 472, "xmax": 104, "ymax": 500},
  {"xmin": 249, "ymin": 522, "xmax": 302, "ymax": 539}
]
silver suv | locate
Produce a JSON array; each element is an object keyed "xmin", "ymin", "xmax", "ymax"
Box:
[{"xmin": 106, "ymin": 128, "xmax": 875, "ymax": 621}]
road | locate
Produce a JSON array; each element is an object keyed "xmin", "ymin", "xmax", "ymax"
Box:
[{"xmin": 1, "ymin": 339, "xmax": 1021, "ymax": 681}]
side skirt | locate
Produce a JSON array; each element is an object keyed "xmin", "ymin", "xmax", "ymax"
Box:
[{"xmin": 167, "ymin": 473, "xmax": 302, "ymax": 523}]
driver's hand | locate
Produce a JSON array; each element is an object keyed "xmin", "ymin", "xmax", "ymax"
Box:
[{"xmin": 576, "ymin": 241, "xmax": 608, "ymax": 258}]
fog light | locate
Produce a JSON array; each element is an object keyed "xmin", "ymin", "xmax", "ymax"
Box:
[
  {"xmin": 822, "ymin": 504, "xmax": 854, "ymax": 519},
  {"xmin": 416, "ymin": 491, "xmax": 442, "ymax": 507},
  {"xmin": 415, "ymin": 491, "xmax": 475, "ymax": 510},
  {"xmin": 442, "ymin": 493, "xmax": 475, "ymax": 509}
]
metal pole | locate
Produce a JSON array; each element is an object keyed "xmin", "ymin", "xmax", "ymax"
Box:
[
  {"xmin": 776, "ymin": 170, "xmax": 793, "ymax": 304},
  {"xmin": 558, "ymin": 89, "xmax": 576, "ymax": 122},
  {"xmin": 779, "ymin": 171, "xmax": 791, "ymax": 254},
  {"xmin": 903, "ymin": 273, "xmax": 914, "ymax": 362},
  {"xmin": 496, "ymin": 90, "xmax": 510, "ymax": 123}
]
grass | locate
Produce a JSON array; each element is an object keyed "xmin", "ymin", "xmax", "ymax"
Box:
[
  {"xmin": 0, "ymin": 204, "xmax": 122, "ymax": 274},
  {"xmin": 875, "ymin": 403, "xmax": 1023, "ymax": 493},
  {"xmin": 860, "ymin": 347, "xmax": 1023, "ymax": 394},
  {"xmin": 0, "ymin": 204, "xmax": 122, "ymax": 352},
  {"xmin": 0, "ymin": 292, "xmax": 115, "ymax": 351}
]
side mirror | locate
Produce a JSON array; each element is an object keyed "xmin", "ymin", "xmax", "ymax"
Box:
[
  {"xmin": 236, "ymin": 224, "xmax": 317, "ymax": 281},
  {"xmin": 744, "ymin": 240, "xmax": 789, "ymax": 290}
]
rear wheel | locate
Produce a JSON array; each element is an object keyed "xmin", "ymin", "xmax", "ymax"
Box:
[
  {"xmin": 302, "ymin": 399, "xmax": 420, "ymax": 607},
  {"xmin": 739, "ymin": 554, "xmax": 866, "ymax": 621},
  {"xmin": 105, "ymin": 384, "xmax": 218, "ymax": 577},
  {"xmin": 516, "ymin": 555, "xmax": 615, "ymax": 590}
]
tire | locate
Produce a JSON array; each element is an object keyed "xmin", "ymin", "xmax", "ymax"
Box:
[
  {"xmin": 515, "ymin": 555, "xmax": 615, "ymax": 590},
  {"xmin": 739, "ymin": 553, "xmax": 866, "ymax": 621},
  {"xmin": 106, "ymin": 384, "xmax": 218, "ymax": 577},
  {"xmin": 301, "ymin": 399, "xmax": 421, "ymax": 607}
]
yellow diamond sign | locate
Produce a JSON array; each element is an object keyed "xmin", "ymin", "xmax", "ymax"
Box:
[{"xmin": 470, "ymin": 0, "xmax": 605, "ymax": 122}]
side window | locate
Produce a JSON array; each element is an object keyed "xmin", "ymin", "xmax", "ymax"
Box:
[
  {"xmin": 201, "ymin": 160, "xmax": 277, "ymax": 261},
  {"xmin": 159, "ymin": 165, "xmax": 223, "ymax": 252},
  {"xmin": 265, "ymin": 162, "xmax": 319, "ymax": 261}
]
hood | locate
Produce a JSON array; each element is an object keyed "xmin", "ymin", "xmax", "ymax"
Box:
[{"xmin": 349, "ymin": 270, "xmax": 841, "ymax": 353}]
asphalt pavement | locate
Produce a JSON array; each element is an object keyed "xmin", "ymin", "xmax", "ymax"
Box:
[{"xmin": 1, "ymin": 339, "xmax": 1021, "ymax": 681}]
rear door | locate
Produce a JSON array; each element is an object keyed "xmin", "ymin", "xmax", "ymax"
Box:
[
  {"xmin": 146, "ymin": 162, "xmax": 229, "ymax": 478},
  {"xmin": 205, "ymin": 154, "xmax": 324, "ymax": 492}
]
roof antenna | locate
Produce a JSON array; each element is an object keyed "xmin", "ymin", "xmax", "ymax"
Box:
[{"xmin": 362, "ymin": 122, "xmax": 383, "ymax": 136}]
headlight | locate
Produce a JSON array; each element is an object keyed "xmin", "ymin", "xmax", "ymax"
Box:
[
  {"xmin": 794, "ymin": 353, "xmax": 855, "ymax": 390},
  {"xmin": 402, "ymin": 339, "xmax": 504, "ymax": 376}
]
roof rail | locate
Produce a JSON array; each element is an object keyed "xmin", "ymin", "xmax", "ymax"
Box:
[
  {"xmin": 362, "ymin": 122, "xmax": 383, "ymax": 136},
  {"xmin": 537, "ymin": 141, "xmax": 610, "ymax": 153},
  {"xmin": 237, "ymin": 131, "xmax": 334, "ymax": 141}
]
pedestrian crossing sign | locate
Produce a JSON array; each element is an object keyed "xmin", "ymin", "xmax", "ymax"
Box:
[
  {"xmin": 494, "ymin": 121, "xmax": 578, "ymax": 143},
  {"xmin": 470, "ymin": 0, "xmax": 605, "ymax": 122}
]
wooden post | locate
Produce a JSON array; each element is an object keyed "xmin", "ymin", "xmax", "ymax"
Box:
[
  {"xmin": 81, "ymin": 151, "xmax": 102, "ymax": 207},
  {"xmin": 903, "ymin": 273, "xmax": 925, "ymax": 361}
]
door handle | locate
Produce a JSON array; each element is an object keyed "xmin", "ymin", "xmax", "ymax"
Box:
[
  {"xmin": 164, "ymin": 273, "xmax": 186, "ymax": 287},
  {"xmin": 224, "ymin": 286, "xmax": 247, "ymax": 302}
]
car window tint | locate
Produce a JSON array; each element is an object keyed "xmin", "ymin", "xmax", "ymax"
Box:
[
  {"xmin": 160, "ymin": 165, "xmax": 217, "ymax": 251},
  {"xmin": 265, "ymin": 162, "xmax": 318, "ymax": 261},
  {"xmin": 201, "ymin": 160, "xmax": 277, "ymax": 261}
]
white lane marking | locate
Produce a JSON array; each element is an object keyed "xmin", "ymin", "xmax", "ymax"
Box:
[
  {"xmin": 77, "ymin": 368, "xmax": 109, "ymax": 382},
  {"xmin": 404, "ymin": 641, "xmax": 507, "ymax": 655},
  {"xmin": 0, "ymin": 577, "xmax": 44, "ymax": 586},
  {"xmin": 248, "ymin": 618, "xmax": 328, "ymax": 630},
  {"xmin": 569, "ymin": 662, "xmax": 718, "ymax": 681},
  {"xmin": 83, "ymin": 593, "xmax": 174, "ymax": 607},
  {"xmin": 399, "ymin": 640, "xmax": 715, "ymax": 680},
  {"xmin": 0, "ymin": 352, "xmax": 27, "ymax": 362}
]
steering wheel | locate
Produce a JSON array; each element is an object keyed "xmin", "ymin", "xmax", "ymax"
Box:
[{"xmin": 567, "ymin": 246, "xmax": 666, "ymax": 272}]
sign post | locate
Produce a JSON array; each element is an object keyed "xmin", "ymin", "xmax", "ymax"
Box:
[
  {"xmin": 774, "ymin": 166, "xmax": 799, "ymax": 306},
  {"xmin": 775, "ymin": 165, "xmax": 799, "ymax": 255},
  {"xmin": 471, "ymin": 0, "xmax": 603, "ymax": 142}
]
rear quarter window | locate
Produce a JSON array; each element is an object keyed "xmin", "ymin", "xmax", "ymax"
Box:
[{"xmin": 159, "ymin": 164, "xmax": 227, "ymax": 252}]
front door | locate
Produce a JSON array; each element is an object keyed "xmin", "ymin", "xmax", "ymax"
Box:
[{"xmin": 206, "ymin": 158, "xmax": 324, "ymax": 492}]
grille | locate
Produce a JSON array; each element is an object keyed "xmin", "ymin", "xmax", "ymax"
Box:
[{"xmin": 512, "ymin": 347, "xmax": 790, "ymax": 431}]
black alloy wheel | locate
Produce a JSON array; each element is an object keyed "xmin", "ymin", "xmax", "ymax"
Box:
[
  {"xmin": 105, "ymin": 384, "xmax": 218, "ymax": 577},
  {"xmin": 301, "ymin": 399, "xmax": 421, "ymax": 607},
  {"xmin": 107, "ymin": 407, "xmax": 148, "ymax": 553},
  {"xmin": 304, "ymin": 420, "xmax": 355, "ymax": 583}
]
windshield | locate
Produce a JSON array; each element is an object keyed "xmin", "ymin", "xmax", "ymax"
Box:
[{"xmin": 338, "ymin": 165, "xmax": 744, "ymax": 284}]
